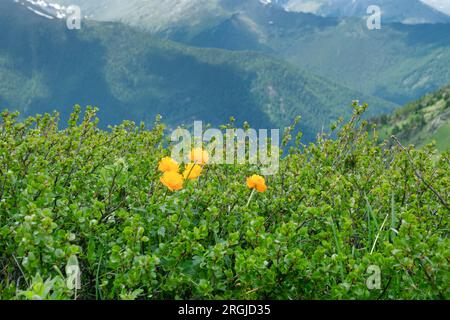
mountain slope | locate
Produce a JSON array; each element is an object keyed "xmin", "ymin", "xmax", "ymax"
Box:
[
  {"xmin": 374, "ymin": 84, "xmax": 450, "ymax": 152},
  {"xmin": 185, "ymin": 4, "xmax": 450, "ymax": 105},
  {"xmin": 0, "ymin": 0, "xmax": 396, "ymax": 142},
  {"xmin": 276, "ymin": 19, "xmax": 450, "ymax": 104},
  {"xmin": 281, "ymin": 0, "xmax": 450, "ymax": 24},
  {"xmin": 50, "ymin": 0, "xmax": 450, "ymax": 105},
  {"xmin": 50, "ymin": 0, "xmax": 230, "ymax": 34},
  {"xmin": 198, "ymin": 5, "xmax": 450, "ymax": 104},
  {"xmin": 52, "ymin": 0, "xmax": 450, "ymax": 25}
]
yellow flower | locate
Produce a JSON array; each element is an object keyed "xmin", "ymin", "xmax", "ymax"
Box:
[
  {"xmin": 190, "ymin": 148, "xmax": 209, "ymax": 165},
  {"xmin": 246, "ymin": 174, "xmax": 267, "ymax": 193},
  {"xmin": 158, "ymin": 157, "xmax": 179, "ymax": 173},
  {"xmin": 160, "ymin": 171, "xmax": 184, "ymax": 191},
  {"xmin": 183, "ymin": 163, "xmax": 203, "ymax": 180}
]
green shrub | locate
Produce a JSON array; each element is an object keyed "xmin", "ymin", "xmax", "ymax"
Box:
[{"xmin": 0, "ymin": 105, "xmax": 448, "ymax": 300}]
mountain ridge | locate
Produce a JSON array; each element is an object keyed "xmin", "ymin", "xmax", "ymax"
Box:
[
  {"xmin": 1, "ymin": 0, "xmax": 397, "ymax": 142},
  {"xmin": 21, "ymin": 1, "xmax": 450, "ymax": 105},
  {"xmin": 280, "ymin": 0, "xmax": 450, "ymax": 24},
  {"xmin": 49, "ymin": 0, "xmax": 450, "ymax": 25}
]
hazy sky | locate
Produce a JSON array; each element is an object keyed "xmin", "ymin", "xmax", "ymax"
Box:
[{"xmin": 421, "ymin": 0, "xmax": 450, "ymax": 15}]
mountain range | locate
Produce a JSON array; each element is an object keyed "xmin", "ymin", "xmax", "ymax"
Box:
[
  {"xmin": 41, "ymin": 0, "xmax": 450, "ymax": 105},
  {"xmin": 48, "ymin": 0, "xmax": 450, "ymax": 25},
  {"xmin": 2, "ymin": 0, "xmax": 450, "ymax": 144},
  {"xmin": 1, "ymin": 0, "xmax": 398, "ymax": 142}
]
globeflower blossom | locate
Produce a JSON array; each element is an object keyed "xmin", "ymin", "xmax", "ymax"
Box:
[
  {"xmin": 160, "ymin": 171, "xmax": 184, "ymax": 191},
  {"xmin": 158, "ymin": 157, "xmax": 179, "ymax": 173},
  {"xmin": 246, "ymin": 174, "xmax": 267, "ymax": 193},
  {"xmin": 183, "ymin": 163, "xmax": 202, "ymax": 180}
]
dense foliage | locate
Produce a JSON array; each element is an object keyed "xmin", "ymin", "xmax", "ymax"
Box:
[
  {"xmin": 374, "ymin": 84, "xmax": 450, "ymax": 152},
  {"xmin": 0, "ymin": 104, "xmax": 448, "ymax": 300}
]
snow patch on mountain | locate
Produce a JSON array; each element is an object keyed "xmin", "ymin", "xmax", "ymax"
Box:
[
  {"xmin": 14, "ymin": 0, "xmax": 68, "ymax": 19},
  {"xmin": 280, "ymin": 0, "xmax": 450, "ymax": 24},
  {"xmin": 422, "ymin": 0, "xmax": 450, "ymax": 15}
]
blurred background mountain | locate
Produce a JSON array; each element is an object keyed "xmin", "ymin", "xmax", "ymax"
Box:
[{"xmin": 2, "ymin": 0, "xmax": 449, "ymax": 148}]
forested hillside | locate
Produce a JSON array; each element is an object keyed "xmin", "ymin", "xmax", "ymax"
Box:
[{"xmin": 374, "ymin": 84, "xmax": 450, "ymax": 152}]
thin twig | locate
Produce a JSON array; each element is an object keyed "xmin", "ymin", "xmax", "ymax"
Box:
[
  {"xmin": 12, "ymin": 254, "xmax": 29, "ymax": 287},
  {"xmin": 391, "ymin": 136, "xmax": 449, "ymax": 211}
]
